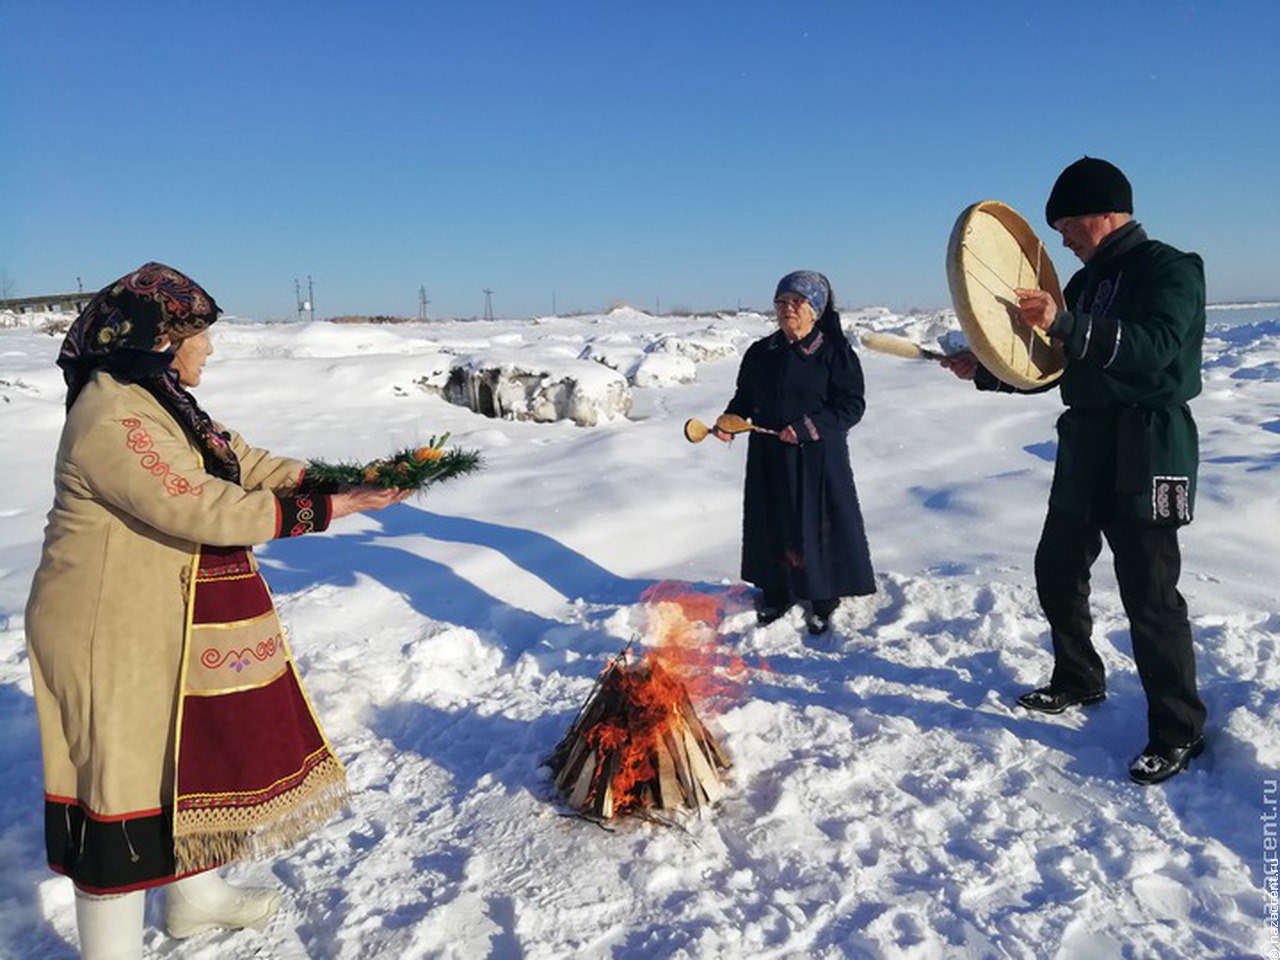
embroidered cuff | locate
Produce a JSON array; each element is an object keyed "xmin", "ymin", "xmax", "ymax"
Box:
[
  {"xmin": 1064, "ymin": 311, "xmax": 1121, "ymax": 366},
  {"xmin": 781, "ymin": 416, "xmax": 821, "ymax": 443},
  {"xmin": 275, "ymin": 493, "xmax": 332, "ymax": 538}
]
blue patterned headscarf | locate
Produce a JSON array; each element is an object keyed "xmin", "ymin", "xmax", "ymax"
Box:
[
  {"xmin": 774, "ymin": 269, "xmax": 848, "ymax": 345},
  {"xmin": 774, "ymin": 271, "xmax": 829, "ymax": 319}
]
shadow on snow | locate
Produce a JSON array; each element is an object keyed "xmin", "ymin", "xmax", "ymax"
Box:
[
  {"xmin": 741, "ymin": 606, "xmax": 1275, "ymax": 893},
  {"xmin": 260, "ymin": 504, "xmax": 665, "ymax": 663}
]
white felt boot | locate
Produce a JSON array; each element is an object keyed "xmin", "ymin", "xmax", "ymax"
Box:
[
  {"xmin": 164, "ymin": 870, "xmax": 281, "ymax": 939},
  {"xmin": 74, "ymin": 888, "xmax": 145, "ymax": 960}
]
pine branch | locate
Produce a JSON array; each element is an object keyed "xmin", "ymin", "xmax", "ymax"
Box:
[{"xmin": 306, "ymin": 434, "xmax": 482, "ymax": 491}]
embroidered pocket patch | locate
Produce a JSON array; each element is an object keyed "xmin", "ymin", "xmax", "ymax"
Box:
[{"xmin": 1152, "ymin": 476, "xmax": 1191, "ymax": 523}]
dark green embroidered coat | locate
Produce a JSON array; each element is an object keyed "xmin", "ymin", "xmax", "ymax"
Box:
[{"xmin": 978, "ymin": 222, "xmax": 1205, "ymax": 524}]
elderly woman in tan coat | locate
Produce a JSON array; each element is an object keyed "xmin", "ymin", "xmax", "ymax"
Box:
[{"xmin": 26, "ymin": 263, "xmax": 403, "ymax": 958}]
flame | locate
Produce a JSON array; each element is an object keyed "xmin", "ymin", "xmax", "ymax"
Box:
[
  {"xmin": 638, "ymin": 581, "xmax": 760, "ymax": 711},
  {"xmin": 641, "ymin": 600, "xmax": 748, "ymax": 709},
  {"xmin": 581, "ymin": 659, "xmax": 691, "ymax": 813},
  {"xmin": 574, "ymin": 583, "xmax": 765, "ymax": 815}
]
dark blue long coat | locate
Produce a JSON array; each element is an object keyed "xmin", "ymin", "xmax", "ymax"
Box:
[{"xmin": 724, "ymin": 324, "xmax": 876, "ymax": 600}]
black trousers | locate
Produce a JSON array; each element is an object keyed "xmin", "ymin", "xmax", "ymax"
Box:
[{"xmin": 1034, "ymin": 507, "xmax": 1206, "ymax": 746}]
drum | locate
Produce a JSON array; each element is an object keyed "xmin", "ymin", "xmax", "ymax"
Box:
[{"xmin": 946, "ymin": 200, "xmax": 1066, "ymax": 389}]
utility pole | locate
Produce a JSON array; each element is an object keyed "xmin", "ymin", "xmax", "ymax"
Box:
[
  {"xmin": 77, "ymin": 276, "xmax": 83, "ymax": 293},
  {"xmin": 552, "ymin": 291, "xmax": 557, "ymax": 316},
  {"xmin": 418, "ymin": 286, "xmax": 430, "ymax": 321},
  {"xmin": 482, "ymin": 288, "xmax": 494, "ymax": 321},
  {"xmin": 293, "ymin": 277, "xmax": 315, "ymax": 322},
  {"xmin": 655, "ymin": 296, "xmax": 661, "ymax": 315}
]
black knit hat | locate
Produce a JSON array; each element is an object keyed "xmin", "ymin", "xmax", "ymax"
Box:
[{"xmin": 1045, "ymin": 157, "xmax": 1133, "ymax": 226}]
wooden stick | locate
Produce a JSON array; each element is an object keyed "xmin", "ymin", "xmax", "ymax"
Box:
[
  {"xmin": 679, "ymin": 724, "xmax": 724, "ymax": 804},
  {"xmin": 567, "ymin": 750, "xmax": 597, "ymax": 809},
  {"xmin": 656, "ymin": 743, "xmax": 680, "ymax": 810},
  {"xmin": 860, "ymin": 331, "xmax": 949, "ymax": 362},
  {"xmin": 555, "ymin": 736, "xmax": 591, "ymax": 791},
  {"xmin": 663, "ymin": 729, "xmax": 698, "ymax": 809}
]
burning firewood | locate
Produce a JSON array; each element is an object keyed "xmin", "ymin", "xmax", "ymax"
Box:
[{"xmin": 549, "ymin": 649, "xmax": 732, "ymax": 821}]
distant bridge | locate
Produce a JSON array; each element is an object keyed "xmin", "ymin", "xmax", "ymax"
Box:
[{"xmin": 0, "ymin": 293, "xmax": 92, "ymax": 315}]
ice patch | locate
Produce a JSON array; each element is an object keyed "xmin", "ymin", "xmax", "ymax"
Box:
[{"xmin": 444, "ymin": 353, "xmax": 632, "ymax": 426}]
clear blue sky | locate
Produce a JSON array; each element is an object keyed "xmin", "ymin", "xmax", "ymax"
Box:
[{"xmin": 2, "ymin": 1, "xmax": 1276, "ymax": 319}]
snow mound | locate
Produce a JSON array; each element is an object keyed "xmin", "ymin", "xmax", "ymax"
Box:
[
  {"xmin": 444, "ymin": 352, "xmax": 632, "ymax": 426},
  {"xmin": 845, "ymin": 307, "xmax": 965, "ymax": 354},
  {"xmin": 630, "ymin": 351, "xmax": 697, "ymax": 387},
  {"xmin": 579, "ymin": 329, "xmax": 727, "ymax": 388},
  {"xmin": 646, "ymin": 329, "xmax": 739, "ymax": 363},
  {"xmin": 842, "ymin": 305, "xmax": 902, "ymax": 326},
  {"xmin": 601, "ymin": 305, "xmax": 655, "ymax": 325},
  {"xmin": 408, "ymin": 352, "xmax": 455, "ymax": 393},
  {"xmin": 577, "ymin": 339, "xmax": 642, "ymax": 374}
]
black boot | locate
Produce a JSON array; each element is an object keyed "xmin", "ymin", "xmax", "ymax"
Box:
[
  {"xmin": 805, "ymin": 598, "xmax": 839, "ymax": 635},
  {"xmin": 756, "ymin": 588, "xmax": 792, "ymax": 626},
  {"xmin": 1016, "ymin": 685, "xmax": 1106, "ymax": 715},
  {"xmin": 1129, "ymin": 737, "xmax": 1205, "ymax": 785}
]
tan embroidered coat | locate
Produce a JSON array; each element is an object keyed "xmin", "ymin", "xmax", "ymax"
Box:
[{"xmin": 26, "ymin": 371, "xmax": 317, "ymax": 822}]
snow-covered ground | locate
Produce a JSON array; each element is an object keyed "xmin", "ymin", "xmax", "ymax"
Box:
[{"xmin": 0, "ymin": 305, "xmax": 1276, "ymax": 958}]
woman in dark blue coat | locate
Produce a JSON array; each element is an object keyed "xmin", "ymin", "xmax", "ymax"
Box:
[{"xmin": 717, "ymin": 270, "xmax": 876, "ymax": 633}]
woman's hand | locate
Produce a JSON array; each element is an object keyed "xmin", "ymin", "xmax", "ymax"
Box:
[
  {"xmin": 329, "ymin": 486, "xmax": 412, "ymax": 520},
  {"xmin": 777, "ymin": 425, "xmax": 799, "ymax": 445},
  {"xmin": 940, "ymin": 350, "xmax": 980, "ymax": 381},
  {"xmin": 712, "ymin": 428, "xmax": 734, "ymax": 442}
]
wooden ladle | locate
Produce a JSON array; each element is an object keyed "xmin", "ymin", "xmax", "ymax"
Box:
[{"xmin": 683, "ymin": 413, "xmax": 778, "ymax": 443}]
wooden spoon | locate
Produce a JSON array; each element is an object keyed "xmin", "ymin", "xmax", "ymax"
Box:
[{"xmin": 683, "ymin": 414, "xmax": 778, "ymax": 443}]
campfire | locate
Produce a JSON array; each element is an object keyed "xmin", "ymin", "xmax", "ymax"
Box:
[{"xmin": 549, "ymin": 589, "xmax": 743, "ymax": 820}]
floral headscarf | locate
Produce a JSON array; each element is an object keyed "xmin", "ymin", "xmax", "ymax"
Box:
[{"xmin": 57, "ymin": 262, "xmax": 241, "ymax": 483}]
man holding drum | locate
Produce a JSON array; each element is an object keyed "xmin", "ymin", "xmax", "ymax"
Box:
[{"xmin": 943, "ymin": 157, "xmax": 1207, "ymax": 785}]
